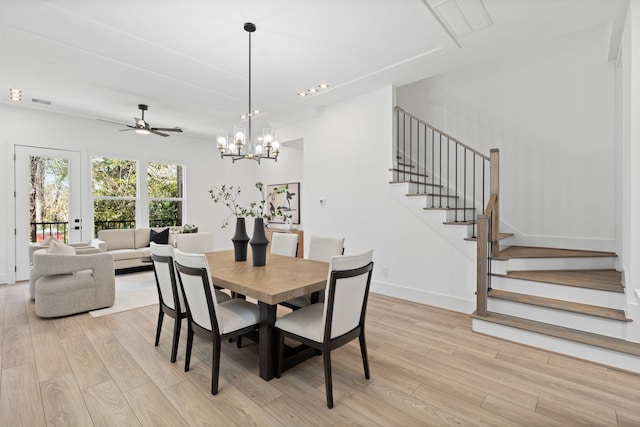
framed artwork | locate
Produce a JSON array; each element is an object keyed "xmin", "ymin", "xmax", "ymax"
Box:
[{"xmin": 267, "ymin": 182, "xmax": 300, "ymax": 224}]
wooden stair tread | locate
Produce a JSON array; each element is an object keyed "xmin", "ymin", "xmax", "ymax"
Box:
[
  {"xmin": 405, "ymin": 192, "xmax": 450, "ymax": 197},
  {"xmin": 410, "ymin": 194, "xmax": 459, "ymax": 199},
  {"xmin": 424, "ymin": 207, "xmax": 475, "ymax": 212},
  {"xmin": 494, "ymin": 245, "xmax": 617, "ymax": 260},
  {"xmin": 389, "ymin": 168, "xmax": 429, "ymax": 179},
  {"xmin": 471, "ymin": 311, "xmax": 640, "ymax": 357},
  {"xmin": 443, "ymin": 220, "xmax": 476, "ymax": 225},
  {"xmin": 389, "ymin": 180, "xmax": 443, "ymax": 188},
  {"xmin": 494, "ymin": 269, "xmax": 623, "ymax": 292},
  {"xmin": 465, "ymin": 232, "xmax": 514, "ymax": 242},
  {"xmin": 396, "ymin": 162, "xmax": 414, "ymax": 168},
  {"xmin": 488, "ymin": 289, "xmax": 631, "ymax": 321}
]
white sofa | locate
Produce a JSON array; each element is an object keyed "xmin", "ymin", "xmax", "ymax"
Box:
[{"xmin": 93, "ymin": 228, "xmax": 176, "ymax": 273}]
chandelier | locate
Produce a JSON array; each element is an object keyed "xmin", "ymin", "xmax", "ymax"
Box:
[{"xmin": 217, "ymin": 22, "xmax": 280, "ymax": 164}]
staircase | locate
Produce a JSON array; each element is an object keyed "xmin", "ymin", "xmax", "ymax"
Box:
[{"xmin": 392, "ymin": 106, "xmax": 640, "ymax": 374}]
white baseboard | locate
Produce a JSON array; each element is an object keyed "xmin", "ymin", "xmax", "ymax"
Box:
[{"xmin": 371, "ymin": 280, "xmax": 475, "ymax": 314}]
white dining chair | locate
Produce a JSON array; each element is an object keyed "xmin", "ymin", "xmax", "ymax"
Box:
[
  {"xmin": 281, "ymin": 236, "xmax": 345, "ymax": 310},
  {"xmin": 307, "ymin": 236, "xmax": 345, "ymax": 262},
  {"xmin": 270, "ymin": 232, "xmax": 299, "ymax": 257},
  {"xmin": 174, "ymin": 231, "xmax": 214, "ymax": 253},
  {"xmin": 150, "ymin": 242, "xmax": 185, "ymax": 363},
  {"xmin": 275, "ymin": 249, "xmax": 374, "ymax": 408},
  {"xmin": 150, "ymin": 243, "xmax": 230, "ymax": 363},
  {"xmin": 173, "ymin": 248, "xmax": 260, "ymax": 395}
]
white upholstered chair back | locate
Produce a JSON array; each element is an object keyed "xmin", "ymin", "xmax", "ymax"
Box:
[
  {"xmin": 307, "ymin": 236, "xmax": 345, "ymax": 262},
  {"xmin": 270, "ymin": 232, "xmax": 298, "ymax": 257},
  {"xmin": 173, "ymin": 249, "xmax": 220, "ymax": 332},
  {"xmin": 323, "ymin": 250, "xmax": 374, "ymax": 339},
  {"xmin": 175, "ymin": 232, "xmax": 214, "ymax": 253},
  {"xmin": 150, "ymin": 242, "xmax": 183, "ymax": 313}
]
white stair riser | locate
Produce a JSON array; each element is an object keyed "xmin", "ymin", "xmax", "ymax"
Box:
[
  {"xmin": 472, "ymin": 319, "xmax": 640, "ymax": 374},
  {"xmin": 487, "ymin": 298, "xmax": 627, "ymax": 338},
  {"xmin": 491, "ymin": 257, "xmax": 616, "ymax": 274},
  {"xmin": 490, "ymin": 276, "xmax": 626, "ymax": 309}
]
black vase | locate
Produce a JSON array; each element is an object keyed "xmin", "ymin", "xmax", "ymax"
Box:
[
  {"xmin": 250, "ymin": 218, "xmax": 269, "ymax": 266},
  {"xmin": 232, "ymin": 217, "xmax": 250, "ymax": 261}
]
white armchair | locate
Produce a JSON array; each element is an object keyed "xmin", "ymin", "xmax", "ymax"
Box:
[{"xmin": 31, "ymin": 250, "xmax": 115, "ymax": 318}]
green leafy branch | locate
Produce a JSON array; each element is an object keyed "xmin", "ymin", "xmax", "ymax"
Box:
[{"xmin": 208, "ymin": 184, "xmax": 250, "ymax": 228}]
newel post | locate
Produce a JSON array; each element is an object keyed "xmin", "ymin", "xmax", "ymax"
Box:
[
  {"xmin": 489, "ymin": 148, "xmax": 500, "ymax": 257},
  {"xmin": 476, "ymin": 214, "xmax": 489, "ymax": 316}
]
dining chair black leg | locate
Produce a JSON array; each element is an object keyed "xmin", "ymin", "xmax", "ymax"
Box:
[
  {"xmin": 211, "ymin": 339, "xmax": 222, "ymax": 395},
  {"xmin": 184, "ymin": 327, "xmax": 194, "ymax": 372},
  {"xmin": 323, "ymin": 347, "xmax": 334, "ymax": 409},
  {"xmin": 170, "ymin": 317, "xmax": 181, "ymax": 363},
  {"xmin": 154, "ymin": 310, "xmax": 164, "ymax": 346},
  {"xmin": 359, "ymin": 333, "xmax": 370, "ymax": 379}
]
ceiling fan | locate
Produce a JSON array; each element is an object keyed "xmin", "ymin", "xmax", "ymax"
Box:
[{"xmin": 100, "ymin": 104, "xmax": 183, "ymax": 137}]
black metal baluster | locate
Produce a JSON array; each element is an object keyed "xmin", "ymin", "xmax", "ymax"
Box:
[
  {"xmin": 463, "ymin": 148, "xmax": 467, "ymax": 222},
  {"xmin": 431, "ymin": 129, "xmax": 435, "ymax": 207},
  {"xmin": 438, "ymin": 133, "xmax": 443, "ymax": 208}
]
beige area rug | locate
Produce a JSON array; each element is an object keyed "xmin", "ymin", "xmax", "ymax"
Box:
[{"xmin": 89, "ymin": 271, "xmax": 158, "ymax": 317}]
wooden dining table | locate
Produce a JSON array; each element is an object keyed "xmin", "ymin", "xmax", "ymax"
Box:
[{"xmin": 205, "ymin": 250, "xmax": 328, "ymax": 380}]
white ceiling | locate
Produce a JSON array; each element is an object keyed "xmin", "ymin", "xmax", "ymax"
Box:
[{"xmin": 0, "ymin": 0, "xmax": 628, "ymax": 140}]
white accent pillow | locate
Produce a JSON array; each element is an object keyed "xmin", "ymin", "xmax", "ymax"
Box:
[
  {"xmin": 47, "ymin": 240, "xmax": 76, "ymax": 255},
  {"xmin": 42, "ymin": 236, "xmax": 62, "ymax": 247}
]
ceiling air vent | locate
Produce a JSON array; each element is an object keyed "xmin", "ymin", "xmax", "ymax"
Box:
[{"xmin": 32, "ymin": 98, "xmax": 52, "ymax": 106}]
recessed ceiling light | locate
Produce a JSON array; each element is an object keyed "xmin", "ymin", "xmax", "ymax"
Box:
[{"xmin": 297, "ymin": 83, "xmax": 330, "ymax": 98}]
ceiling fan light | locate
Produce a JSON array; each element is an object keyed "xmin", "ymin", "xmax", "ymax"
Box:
[{"xmin": 135, "ymin": 128, "xmax": 150, "ymax": 135}]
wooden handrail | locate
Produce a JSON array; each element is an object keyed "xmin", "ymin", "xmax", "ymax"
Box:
[{"xmin": 484, "ymin": 194, "xmax": 497, "ymax": 216}]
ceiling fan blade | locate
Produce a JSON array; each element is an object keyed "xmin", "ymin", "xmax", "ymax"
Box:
[
  {"xmin": 119, "ymin": 128, "xmax": 136, "ymax": 132},
  {"xmin": 152, "ymin": 127, "xmax": 183, "ymax": 133},
  {"xmin": 98, "ymin": 118, "xmax": 131, "ymax": 127},
  {"xmin": 150, "ymin": 129, "xmax": 170, "ymax": 137}
]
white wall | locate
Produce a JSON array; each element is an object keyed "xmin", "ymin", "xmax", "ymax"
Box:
[
  {"xmin": 278, "ymin": 87, "xmax": 479, "ymax": 312},
  {"xmin": 396, "ymin": 24, "xmax": 617, "ymax": 251}
]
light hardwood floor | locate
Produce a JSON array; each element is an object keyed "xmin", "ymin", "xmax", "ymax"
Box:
[{"xmin": 2, "ymin": 279, "xmax": 640, "ymax": 426}]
